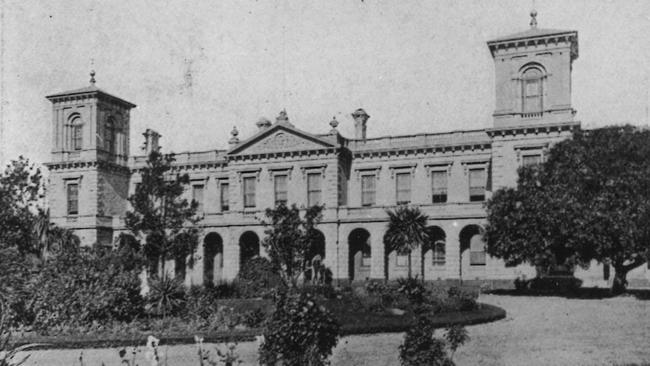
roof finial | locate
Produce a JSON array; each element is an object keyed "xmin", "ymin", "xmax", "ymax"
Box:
[
  {"xmin": 530, "ymin": 8, "xmax": 538, "ymax": 29},
  {"xmin": 90, "ymin": 69, "xmax": 96, "ymax": 85}
]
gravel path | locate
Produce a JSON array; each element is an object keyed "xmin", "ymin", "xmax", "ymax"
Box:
[{"xmin": 21, "ymin": 294, "xmax": 650, "ymax": 365}]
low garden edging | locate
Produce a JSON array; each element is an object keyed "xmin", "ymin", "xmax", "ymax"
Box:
[{"xmin": 11, "ymin": 302, "xmax": 505, "ymax": 350}]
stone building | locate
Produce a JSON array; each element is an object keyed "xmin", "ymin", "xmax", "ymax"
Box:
[{"xmin": 44, "ymin": 12, "xmax": 650, "ymax": 287}]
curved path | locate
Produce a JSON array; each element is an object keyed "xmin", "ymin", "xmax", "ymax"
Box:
[{"xmin": 21, "ymin": 294, "xmax": 650, "ymax": 365}]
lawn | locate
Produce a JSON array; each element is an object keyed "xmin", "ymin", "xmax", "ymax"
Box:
[{"xmin": 19, "ymin": 293, "xmax": 650, "ymax": 365}]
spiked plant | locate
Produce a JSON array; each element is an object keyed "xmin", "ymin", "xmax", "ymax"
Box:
[{"xmin": 384, "ymin": 205, "xmax": 430, "ymax": 278}]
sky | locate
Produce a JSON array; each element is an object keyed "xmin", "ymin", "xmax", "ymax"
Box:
[{"xmin": 1, "ymin": 0, "xmax": 649, "ymax": 167}]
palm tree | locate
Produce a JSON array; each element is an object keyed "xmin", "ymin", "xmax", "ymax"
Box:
[{"xmin": 384, "ymin": 205, "xmax": 430, "ymax": 278}]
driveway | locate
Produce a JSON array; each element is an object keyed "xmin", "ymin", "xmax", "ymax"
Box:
[{"xmin": 21, "ymin": 294, "xmax": 650, "ymax": 365}]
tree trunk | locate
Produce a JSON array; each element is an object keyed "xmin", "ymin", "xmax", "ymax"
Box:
[
  {"xmin": 611, "ymin": 267, "xmax": 628, "ymax": 295},
  {"xmin": 407, "ymin": 250, "xmax": 412, "ymax": 279}
]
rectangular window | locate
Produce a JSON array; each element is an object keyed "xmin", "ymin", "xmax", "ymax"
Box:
[
  {"xmin": 67, "ymin": 183, "xmax": 79, "ymax": 215},
  {"xmin": 220, "ymin": 183, "xmax": 229, "ymax": 211},
  {"xmin": 431, "ymin": 170, "xmax": 448, "ymax": 203},
  {"xmin": 395, "ymin": 173, "xmax": 411, "ymax": 204},
  {"xmin": 522, "ymin": 154, "xmax": 542, "ymax": 167},
  {"xmin": 361, "ymin": 175, "xmax": 376, "ymax": 206},
  {"xmin": 469, "ymin": 237, "xmax": 486, "ymax": 266},
  {"xmin": 361, "ymin": 250, "xmax": 372, "ymax": 267},
  {"xmin": 433, "ymin": 242, "xmax": 446, "ymax": 266},
  {"xmin": 307, "ymin": 173, "xmax": 322, "ymax": 207},
  {"xmin": 243, "ymin": 177, "xmax": 256, "ymax": 208},
  {"xmin": 192, "ymin": 184, "xmax": 204, "ymax": 213},
  {"xmin": 274, "ymin": 175, "xmax": 288, "ymax": 206},
  {"xmin": 396, "ymin": 253, "xmax": 409, "ymax": 267},
  {"xmin": 73, "ymin": 125, "xmax": 83, "ymax": 150},
  {"xmin": 524, "ymin": 78, "xmax": 542, "ymax": 112},
  {"xmin": 469, "ymin": 168, "xmax": 486, "ymax": 202}
]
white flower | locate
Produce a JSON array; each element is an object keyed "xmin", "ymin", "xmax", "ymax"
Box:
[{"xmin": 144, "ymin": 335, "xmax": 160, "ymax": 366}]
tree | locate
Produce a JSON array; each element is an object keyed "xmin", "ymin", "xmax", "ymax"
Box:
[
  {"xmin": 0, "ymin": 156, "xmax": 42, "ymax": 255},
  {"xmin": 124, "ymin": 149, "xmax": 201, "ymax": 279},
  {"xmin": 384, "ymin": 205, "xmax": 430, "ymax": 278},
  {"xmin": 260, "ymin": 203, "xmax": 323, "ymax": 288},
  {"xmin": 486, "ymin": 126, "xmax": 650, "ymax": 293}
]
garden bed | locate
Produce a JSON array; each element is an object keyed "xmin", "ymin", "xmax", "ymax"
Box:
[{"xmin": 10, "ymin": 302, "xmax": 505, "ymax": 350}]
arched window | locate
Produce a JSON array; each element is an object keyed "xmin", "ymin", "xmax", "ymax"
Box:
[
  {"xmin": 67, "ymin": 114, "xmax": 83, "ymax": 151},
  {"xmin": 522, "ymin": 67, "xmax": 543, "ymax": 113},
  {"xmin": 105, "ymin": 117, "xmax": 116, "ymax": 154},
  {"xmin": 469, "ymin": 234, "xmax": 486, "ymax": 266}
]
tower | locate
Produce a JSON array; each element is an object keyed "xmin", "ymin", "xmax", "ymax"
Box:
[
  {"xmin": 487, "ymin": 10, "xmax": 578, "ymax": 128},
  {"xmin": 44, "ymin": 71, "xmax": 136, "ymax": 246},
  {"xmin": 487, "ymin": 11, "xmax": 580, "ymax": 189}
]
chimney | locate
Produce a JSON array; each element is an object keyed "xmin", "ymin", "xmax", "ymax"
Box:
[
  {"xmin": 351, "ymin": 108, "xmax": 370, "ymax": 140},
  {"xmin": 142, "ymin": 129, "xmax": 161, "ymax": 155}
]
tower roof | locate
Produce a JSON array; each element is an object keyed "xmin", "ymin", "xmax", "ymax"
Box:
[
  {"xmin": 487, "ymin": 9, "xmax": 577, "ymax": 59},
  {"xmin": 46, "ymin": 71, "xmax": 136, "ymax": 109}
]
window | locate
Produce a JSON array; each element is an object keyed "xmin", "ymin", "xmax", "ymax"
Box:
[
  {"xmin": 431, "ymin": 170, "xmax": 448, "ymax": 203},
  {"xmin": 105, "ymin": 118, "xmax": 115, "ymax": 154},
  {"xmin": 67, "ymin": 183, "xmax": 79, "ymax": 215},
  {"xmin": 192, "ymin": 184, "xmax": 204, "ymax": 213},
  {"xmin": 522, "ymin": 67, "xmax": 543, "ymax": 113},
  {"xmin": 274, "ymin": 175, "xmax": 288, "ymax": 206},
  {"xmin": 522, "ymin": 154, "xmax": 542, "ymax": 167},
  {"xmin": 72, "ymin": 124, "xmax": 83, "ymax": 150},
  {"xmin": 469, "ymin": 168, "xmax": 486, "ymax": 202},
  {"xmin": 307, "ymin": 173, "xmax": 322, "ymax": 207},
  {"xmin": 243, "ymin": 177, "xmax": 256, "ymax": 208},
  {"xmin": 469, "ymin": 235, "xmax": 486, "ymax": 266},
  {"xmin": 432, "ymin": 241, "xmax": 445, "ymax": 265},
  {"xmin": 361, "ymin": 175, "xmax": 376, "ymax": 206},
  {"xmin": 396, "ymin": 173, "xmax": 411, "ymax": 204},
  {"xmin": 396, "ymin": 253, "xmax": 408, "ymax": 266},
  {"xmin": 361, "ymin": 246, "xmax": 371, "ymax": 267},
  {"xmin": 220, "ymin": 183, "xmax": 229, "ymax": 211}
]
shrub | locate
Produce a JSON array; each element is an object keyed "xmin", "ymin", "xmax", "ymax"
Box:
[
  {"xmin": 528, "ymin": 276, "xmax": 583, "ymax": 294},
  {"xmin": 444, "ymin": 287, "xmax": 477, "ymax": 312},
  {"xmin": 396, "ymin": 277, "xmax": 427, "ymax": 305},
  {"xmin": 399, "ymin": 315, "xmax": 468, "ymax": 366},
  {"xmin": 147, "ymin": 275, "xmax": 186, "ymax": 317},
  {"xmin": 241, "ymin": 308, "xmax": 267, "ymax": 328},
  {"xmin": 0, "ymin": 247, "xmax": 31, "ymax": 326},
  {"xmin": 300, "ymin": 284, "xmax": 337, "ymax": 299},
  {"xmin": 259, "ymin": 293, "xmax": 340, "ymax": 366},
  {"xmin": 26, "ymin": 249, "xmax": 144, "ymax": 331},
  {"xmin": 235, "ymin": 257, "xmax": 285, "ymax": 299}
]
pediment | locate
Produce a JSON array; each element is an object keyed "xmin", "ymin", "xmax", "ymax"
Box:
[{"xmin": 228, "ymin": 124, "xmax": 336, "ymax": 156}]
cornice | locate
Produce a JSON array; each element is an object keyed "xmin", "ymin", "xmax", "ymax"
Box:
[
  {"xmin": 486, "ymin": 121, "xmax": 580, "ymax": 138},
  {"xmin": 352, "ymin": 142, "xmax": 492, "ymax": 159},
  {"xmin": 487, "ymin": 31, "xmax": 578, "ymax": 60},
  {"xmin": 45, "ymin": 160, "xmax": 131, "ymax": 174},
  {"xmin": 227, "ymin": 147, "xmax": 340, "ymax": 162}
]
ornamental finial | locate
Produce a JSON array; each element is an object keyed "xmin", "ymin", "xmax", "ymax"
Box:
[
  {"xmin": 530, "ymin": 8, "xmax": 538, "ymax": 29},
  {"xmin": 90, "ymin": 69, "xmax": 96, "ymax": 85},
  {"xmin": 329, "ymin": 116, "xmax": 339, "ymax": 134}
]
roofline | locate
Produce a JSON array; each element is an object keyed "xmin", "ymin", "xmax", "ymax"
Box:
[
  {"xmin": 487, "ymin": 29, "xmax": 577, "ymax": 45},
  {"xmin": 46, "ymin": 89, "xmax": 137, "ymax": 109}
]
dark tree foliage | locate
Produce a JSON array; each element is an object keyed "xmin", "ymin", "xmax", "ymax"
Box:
[
  {"xmin": 384, "ymin": 205, "xmax": 430, "ymax": 278},
  {"xmin": 260, "ymin": 203, "xmax": 323, "ymax": 287},
  {"xmin": 486, "ymin": 126, "xmax": 650, "ymax": 293},
  {"xmin": 0, "ymin": 157, "xmax": 42, "ymax": 255},
  {"xmin": 125, "ymin": 149, "xmax": 201, "ymax": 278},
  {"xmin": 399, "ymin": 315, "xmax": 458, "ymax": 366}
]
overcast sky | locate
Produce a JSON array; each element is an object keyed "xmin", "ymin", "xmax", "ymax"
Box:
[{"xmin": 1, "ymin": 0, "xmax": 649, "ymax": 167}]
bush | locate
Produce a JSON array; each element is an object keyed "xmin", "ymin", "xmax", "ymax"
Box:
[
  {"xmin": 235, "ymin": 257, "xmax": 285, "ymax": 299},
  {"xmin": 396, "ymin": 277, "xmax": 427, "ymax": 305},
  {"xmin": 528, "ymin": 276, "xmax": 583, "ymax": 294},
  {"xmin": 0, "ymin": 247, "xmax": 31, "ymax": 326},
  {"xmin": 399, "ymin": 315, "xmax": 468, "ymax": 366},
  {"xmin": 444, "ymin": 287, "xmax": 477, "ymax": 312},
  {"xmin": 26, "ymin": 249, "xmax": 144, "ymax": 331},
  {"xmin": 259, "ymin": 293, "xmax": 340, "ymax": 366},
  {"xmin": 147, "ymin": 276, "xmax": 186, "ymax": 317}
]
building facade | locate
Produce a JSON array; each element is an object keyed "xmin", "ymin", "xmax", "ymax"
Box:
[{"xmin": 44, "ymin": 14, "xmax": 650, "ymax": 287}]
